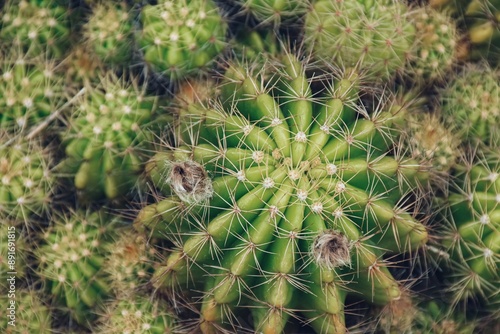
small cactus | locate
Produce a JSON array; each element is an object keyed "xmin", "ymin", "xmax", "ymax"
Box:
[
  {"xmin": 234, "ymin": 0, "xmax": 308, "ymax": 26},
  {"xmin": 138, "ymin": 0, "xmax": 227, "ymax": 80},
  {"xmin": 440, "ymin": 64, "xmax": 500, "ymax": 144},
  {"xmin": 35, "ymin": 209, "xmax": 120, "ymax": 325},
  {"xmin": 0, "ymin": 0, "xmax": 70, "ymax": 59},
  {"xmin": 58, "ymin": 73, "xmax": 162, "ymax": 201},
  {"xmin": 0, "ymin": 132, "xmax": 54, "ymax": 223},
  {"xmin": 304, "ymin": 0, "xmax": 416, "ymax": 81}
]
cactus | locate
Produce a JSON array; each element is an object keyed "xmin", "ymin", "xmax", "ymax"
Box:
[
  {"xmin": 62, "ymin": 44, "xmax": 106, "ymax": 88},
  {"xmin": 0, "ymin": 0, "xmax": 70, "ymax": 59},
  {"xmin": 0, "ymin": 132, "xmax": 53, "ymax": 223},
  {"xmin": 233, "ymin": 0, "xmax": 308, "ymax": 26},
  {"xmin": 0, "ymin": 222, "xmax": 28, "ymax": 294},
  {"xmin": 0, "ymin": 288, "xmax": 52, "ymax": 334},
  {"xmin": 431, "ymin": 0, "xmax": 500, "ymax": 64},
  {"xmin": 105, "ymin": 227, "xmax": 161, "ymax": 298},
  {"xmin": 35, "ymin": 209, "xmax": 120, "ymax": 325},
  {"xmin": 408, "ymin": 6, "xmax": 459, "ymax": 82},
  {"xmin": 96, "ymin": 294, "xmax": 177, "ymax": 334},
  {"xmin": 304, "ymin": 0, "xmax": 415, "ymax": 81},
  {"xmin": 434, "ymin": 144, "xmax": 500, "ymax": 312},
  {"xmin": 0, "ymin": 55, "xmax": 65, "ymax": 134},
  {"xmin": 83, "ymin": 1, "xmax": 135, "ymax": 67},
  {"xmin": 138, "ymin": 0, "xmax": 227, "ymax": 80},
  {"xmin": 58, "ymin": 73, "xmax": 162, "ymax": 201},
  {"xmin": 229, "ymin": 27, "xmax": 280, "ymax": 63},
  {"xmin": 440, "ymin": 64, "xmax": 500, "ymax": 144},
  {"xmin": 136, "ymin": 54, "xmax": 430, "ymax": 333}
]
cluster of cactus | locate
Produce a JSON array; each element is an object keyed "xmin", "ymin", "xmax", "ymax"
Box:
[{"xmin": 0, "ymin": 0, "xmax": 500, "ymax": 333}]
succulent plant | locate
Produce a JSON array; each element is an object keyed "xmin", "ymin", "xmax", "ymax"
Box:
[
  {"xmin": 58, "ymin": 73, "xmax": 162, "ymax": 201},
  {"xmin": 136, "ymin": 54, "xmax": 430, "ymax": 333},
  {"xmin": 35, "ymin": 209, "xmax": 120, "ymax": 325},
  {"xmin": 62, "ymin": 44, "xmax": 106, "ymax": 88},
  {"xmin": 0, "ymin": 132, "xmax": 54, "ymax": 223},
  {"xmin": 0, "ymin": 288, "xmax": 52, "ymax": 334},
  {"xmin": 97, "ymin": 294, "xmax": 177, "ymax": 334},
  {"xmin": 0, "ymin": 55, "xmax": 66, "ymax": 134},
  {"xmin": 304, "ymin": 0, "xmax": 416, "ymax": 82},
  {"xmin": 233, "ymin": 0, "xmax": 308, "ymax": 26},
  {"xmin": 433, "ymin": 144, "xmax": 500, "ymax": 312},
  {"xmin": 83, "ymin": 1, "xmax": 135, "ymax": 67},
  {"xmin": 440, "ymin": 64, "xmax": 500, "ymax": 144},
  {"xmin": 138, "ymin": 0, "xmax": 227, "ymax": 80},
  {"xmin": 0, "ymin": 0, "xmax": 70, "ymax": 59},
  {"xmin": 408, "ymin": 6, "xmax": 459, "ymax": 82}
]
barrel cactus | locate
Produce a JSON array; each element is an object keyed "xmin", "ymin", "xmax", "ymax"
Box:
[
  {"xmin": 440, "ymin": 64, "xmax": 500, "ymax": 144},
  {"xmin": 58, "ymin": 73, "xmax": 162, "ymax": 201},
  {"xmin": 138, "ymin": 0, "xmax": 227, "ymax": 80},
  {"xmin": 83, "ymin": 1, "xmax": 134, "ymax": 67},
  {"xmin": 136, "ymin": 54, "xmax": 430, "ymax": 333},
  {"xmin": 0, "ymin": 0, "xmax": 70, "ymax": 59},
  {"xmin": 304, "ymin": 0, "xmax": 416, "ymax": 81},
  {"xmin": 35, "ymin": 210, "xmax": 120, "ymax": 325},
  {"xmin": 0, "ymin": 132, "xmax": 53, "ymax": 223}
]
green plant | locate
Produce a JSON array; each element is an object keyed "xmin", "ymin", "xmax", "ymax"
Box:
[{"xmin": 136, "ymin": 54, "xmax": 430, "ymax": 333}]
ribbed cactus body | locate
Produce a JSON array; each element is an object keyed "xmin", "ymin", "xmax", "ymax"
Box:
[
  {"xmin": 438, "ymin": 146, "xmax": 500, "ymax": 310},
  {"xmin": 59, "ymin": 74, "xmax": 160, "ymax": 200},
  {"xmin": 235, "ymin": 0, "xmax": 308, "ymax": 25},
  {"xmin": 35, "ymin": 210, "xmax": 120, "ymax": 325},
  {"xmin": 0, "ymin": 0, "xmax": 70, "ymax": 58},
  {"xmin": 138, "ymin": 0, "xmax": 227, "ymax": 80},
  {"xmin": 0, "ymin": 133, "xmax": 53, "ymax": 223},
  {"xmin": 441, "ymin": 65, "xmax": 500, "ymax": 144},
  {"xmin": 84, "ymin": 1, "xmax": 134, "ymax": 66},
  {"xmin": 136, "ymin": 55, "xmax": 430, "ymax": 333},
  {"xmin": 304, "ymin": 0, "xmax": 415, "ymax": 81}
]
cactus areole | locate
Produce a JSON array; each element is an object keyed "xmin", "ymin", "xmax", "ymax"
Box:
[{"xmin": 137, "ymin": 55, "xmax": 430, "ymax": 333}]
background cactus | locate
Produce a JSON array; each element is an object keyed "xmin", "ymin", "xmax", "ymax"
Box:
[
  {"xmin": 0, "ymin": 132, "xmax": 53, "ymax": 223},
  {"xmin": 233, "ymin": 0, "xmax": 308, "ymax": 26},
  {"xmin": 304, "ymin": 0, "xmax": 416, "ymax": 81},
  {"xmin": 35, "ymin": 210, "xmax": 120, "ymax": 325},
  {"xmin": 440, "ymin": 64, "xmax": 500, "ymax": 144},
  {"xmin": 58, "ymin": 73, "xmax": 163, "ymax": 201},
  {"xmin": 136, "ymin": 54, "xmax": 430, "ymax": 333},
  {"xmin": 138, "ymin": 0, "xmax": 227, "ymax": 80},
  {"xmin": 0, "ymin": 0, "xmax": 70, "ymax": 59}
]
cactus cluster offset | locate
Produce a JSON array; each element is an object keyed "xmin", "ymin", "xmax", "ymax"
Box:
[
  {"xmin": 59, "ymin": 74, "xmax": 159, "ymax": 201},
  {"xmin": 83, "ymin": 1, "xmax": 134, "ymax": 67},
  {"xmin": 35, "ymin": 210, "xmax": 120, "ymax": 325},
  {"xmin": 436, "ymin": 145, "xmax": 500, "ymax": 311},
  {"xmin": 0, "ymin": 133, "xmax": 53, "ymax": 223},
  {"xmin": 136, "ymin": 55, "xmax": 430, "ymax": 333},
  {"xmin": 139, "ymin": 0, "xmax": 227, "ymax": 80},
  {"xmin": 440, "ymin": 65, "xmax": 500, "ymax": 144},
  {"xmin": 0, "ymin": 0, "xmax": 70, "ymax": 58},
  {"xmin": 304, "ymin": 0, "xmax": 415, "ymax": 81}
]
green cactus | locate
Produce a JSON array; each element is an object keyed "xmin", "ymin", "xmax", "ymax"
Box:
[
  {"xmin": 431, "ymin": 0, "xmax": 500, "ymax": 64},
  {"xmin": 58, "ymin": 73, "xmax": 162, "ymax": 201},
  {"xmin": 83, "ymin": 1, "xmax": 135, "ymax": 67},
  {"xmin": 96, "ymin": 294, "xmax": 177, "ymax": 334},
  {"xmin": 0, "ymin": 222, "xmax": 28, "ymax": 293},
  {"xmin": 408, "ymin": 6, "xmax": 459, "ymax": 82},
  {"xmin": 304, "ymin": 0, "xmax": 416, "ymax": 82},
  {"xmin": 229, "ymin": 27, "xmax": 281, "ymax": 63},
  {"xmin": 435, "ymin": 145, "xmax": 500, "ymax": 311},
  {"xmin": 0, "ymin": 0, "xmax": 70, "ymax": 59},
  {"xmin": 440, "ymin": 64, "xmax": 500, "ymax": 144},
  {"xmin": 138, "ymin": 0, "xmax": 227, "ymax": 80},
  {"xmin": 136, "ymin": 54, "xmax": 430, "ymax": 333},
  {"xmin": 62, "ymin": 44, "xmax": 106, "ymax": 88},
  {"xmin": 0, "ymin": 55, "xmax": 65, "ymax": 134},
  {"xmin": 35, "ymin": 210, "xmax": 120, "ymax": 325},
  {"xmin": 0, "ymin": 132, "xmax": 53, "ymax": 223},
  {"xmin": 234, "ymin": 0, "xmax": 308, "ymax": 26},
  {"xmin": 0, "ymin": 289, "xmax": 52, "ymax": 334}
]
